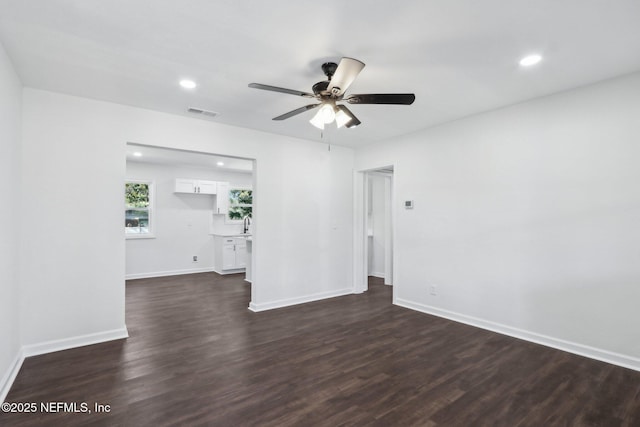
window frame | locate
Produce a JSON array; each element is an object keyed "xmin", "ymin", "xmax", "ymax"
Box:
[
  {"xmin": 224, "ymin": 186, "xmax": 253, "ymax": 224},
  {"xmin": 125, "ymin": 179, "xmax": 156, "ymax": 239}
]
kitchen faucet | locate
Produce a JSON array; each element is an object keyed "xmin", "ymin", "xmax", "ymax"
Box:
[{"xmin": 243, "ymin": 215, "xmax": 251, "ymax": 234}]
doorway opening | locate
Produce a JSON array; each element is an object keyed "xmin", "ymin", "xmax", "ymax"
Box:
[
  {"xmin": 124, "ymin": 143, "xmax": 256, "ymax": 304},
  {"xmin": 354, "ymin": 166, "xmax": 395, "ymax": 300}
]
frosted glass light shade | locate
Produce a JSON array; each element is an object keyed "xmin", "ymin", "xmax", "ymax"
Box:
[
  {"xmin": 319, "ymin": 104, "xmax": 335, "ymax": 123},
  {"xmin": 335, "ymin": 109, "xmax": 351, "ymax": 128},
  {"xmin": 309, "ymin": 110, "xmax": 325, "ymax": 129}
]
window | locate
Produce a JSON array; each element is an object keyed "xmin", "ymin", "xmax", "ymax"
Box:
[
  {"xmin": 125, "ymin": 181, "xmax": 154, "ymax": 238},
  {"xmin": 227, "ymin": 188, "xmax": 252, "ymax": 221}
]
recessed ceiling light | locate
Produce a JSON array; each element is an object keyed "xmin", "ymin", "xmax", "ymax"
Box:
[
  {"xmin": 133, "ymin": 152, "xmax": 142, "ymax": 157},
  {"xmin": 519, "ymin": 54, "xmax": 542, "ymax": 67},
  {"xmin": 179, "ymin": 79, "xmax": 197, "ymax": 89},
  {"xmin": 216, "ymin": 161, "xmax": 224, "ymax": 166}
]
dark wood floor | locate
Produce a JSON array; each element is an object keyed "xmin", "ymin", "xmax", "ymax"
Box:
[{"xmin": 2, "ymin": 273, "xmax": 640, "ymax": 426}]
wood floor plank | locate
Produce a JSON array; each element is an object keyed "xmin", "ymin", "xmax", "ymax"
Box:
[{"xmin": 1, "ymin": 273, "xmax": 639, "ymax": 426}]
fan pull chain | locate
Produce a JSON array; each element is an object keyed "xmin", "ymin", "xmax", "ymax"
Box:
[
  {"xmin": 321, "ymin": 130, "xmax": 330, "ymax": 151},
  {"xmin": 320, "ymin": 130, "xmax": 331, "ymax": 151}
]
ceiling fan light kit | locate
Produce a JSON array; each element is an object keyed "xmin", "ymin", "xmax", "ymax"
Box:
[
  {"xmin": 309, "ymin": 103, "xmax": 355, "ymax": 129},
  {"xmin": 249, "ymin": 57, "xmax": 415, "ymax": 130}
]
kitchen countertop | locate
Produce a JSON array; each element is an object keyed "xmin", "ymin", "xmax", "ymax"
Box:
[{"xmin": 211, "ymin": 233, "xmax": 252, "ymax": 237}]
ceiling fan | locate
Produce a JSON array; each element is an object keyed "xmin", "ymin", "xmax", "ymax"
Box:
[{"xmin": 248, "ymin": 57, "xmax": 415, "ymax": 130}]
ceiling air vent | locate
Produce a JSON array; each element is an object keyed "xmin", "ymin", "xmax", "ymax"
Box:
[{"xmin": 187, "ymin": 107, "xmax": 219, "ymax": 118}]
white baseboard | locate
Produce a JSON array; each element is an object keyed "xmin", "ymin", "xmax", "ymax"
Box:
[
  {"xmin": 212, "ymin": 268, "xmax": 246, "ymax": 276},
  {"xmin": 1, "ymin": 349, "xmax": 24, "ymax": 403},
  {"xmin": 1, "ymin": 326, "xmax": 129, "ymax": 403},
  {"xmin": 126, "ymin": 267, "xmax": 215, "ymax": 280},
  {"xmin": 396, "ymin": 298, "xmax": 640, "ymax": 372},
  {"xmin": 22, "ymin": 327, "xmax": 129, "ymax": 358},
  {"xmin": 368, "ymin": 272, "xmax": 385, "ymax": 279},
  {"xmin": 249, "ymin": 288, "xmax": 353, "ymax": 312}
]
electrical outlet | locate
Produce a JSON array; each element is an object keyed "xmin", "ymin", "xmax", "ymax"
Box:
[
  {"xmin": 429, "ymin": 285, "xmax": 437, "ymax": 296},
  {"xmin": 192, "ymin": 255, "xmax": 198, "ymax": 262}
]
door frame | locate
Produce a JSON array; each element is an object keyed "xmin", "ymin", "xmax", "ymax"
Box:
[
  {"xmin": 124, "ymin": 142, "xmax": 258, "ymax": 307},
  {"xmin": 353, "ymin": 164, "xmax": 397, "ymax": 302}
]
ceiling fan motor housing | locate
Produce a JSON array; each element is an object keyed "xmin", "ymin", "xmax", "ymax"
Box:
[
  {"xmin": 313, "ymin": 62, "xmax": 339, "ymax": 96},
  {"xmin": 312, "ymin": 80, "xmax": 330, "ymax": 95},
  {"xmin": 321, "ymin": 62, "xmax": 338, "ymax": 79}
]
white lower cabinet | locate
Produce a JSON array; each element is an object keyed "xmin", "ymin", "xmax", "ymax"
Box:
[
  {"xmin": 234, "ymin": 239, "xmax": 247, "ymax": 268},
  {"xmin": 214, "ymin": 236, "xmax": 248, "ymax": 274}
]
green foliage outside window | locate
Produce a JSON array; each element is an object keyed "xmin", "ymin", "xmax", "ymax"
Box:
[
  {"xmin": 229, "ymin": 189, "xmax": 252, "ymax": 205},
  {"xmin": 125, "ymin": 183, "xmax": 150, "ymax": 208},
  {"xmin": 125, "ymin": 182, "xmax": 151, "ymax": 234},
  {"xmin": 229, "ymin": 206, "xmax": 252, "ymax": 220},
  {"xmin": 228, "ymin": 189, "xmax": 252, "ymax": 220}
]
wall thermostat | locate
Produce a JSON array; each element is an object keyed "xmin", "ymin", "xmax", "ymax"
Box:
[{"xmin": 404, "ymin": 200, "xmax": 414, "ymax": 209}]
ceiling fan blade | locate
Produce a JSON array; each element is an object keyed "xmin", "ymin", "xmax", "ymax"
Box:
[
  {"xmin": 337, "ymin": 105, "xmax": 361, "ymax": 128},
  {"xmin": 327, "ymin": 57, "xmax": 365, "ymax": 96},
  {"xmin": 346, "ymin": 93, "xmax": 416, "ymax": 105},
  {"xmin": 249, "ymin": 83, "xmax": 316, "ymax": 98},
  {"xmin": 273, "ymin": 104, "xmax": 321, "ymax": 120}
]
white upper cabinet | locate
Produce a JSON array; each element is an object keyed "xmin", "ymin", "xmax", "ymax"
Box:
[
  {"xmin": 174, "ymin": 178, "xmax": 218, "ymax": 195},
  {"xmin": 197, "ymin": 180, "xmax": 217, "ymax": 195},
  {"xmin": 214, "ymin": 181, "xmax": 229, "ymax": 214},
  {"xmin": 175, "ymin": 178, "xmax": 196, "ymax": 193}
]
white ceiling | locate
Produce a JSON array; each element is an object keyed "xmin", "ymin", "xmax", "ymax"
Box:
[
  {"xmin": 2, "ymin": 1, "xmax": 640, "ymax": 148},
  {"xmin": 126, "ymin": 144, "xmax": 253, "ymax": 173}
]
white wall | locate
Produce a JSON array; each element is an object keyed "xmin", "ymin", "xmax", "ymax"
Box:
[
  {"xmin": 20, "ymin": 88, "xmax": 354, "ymax": 349},
  {"xmin": 356, "ymin": 72, "xmax": 640, "ymax": 369},
  {"xmin": 368, "ymin": 175, "xmax": 386, "ymax": 277},
  {"xmin": 0, "ymin": 41, "xmax": 22, "ymax": 400},
  {"xmin": 125, "ymin": 161, "xmax": 252, "ymax": 279}
]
